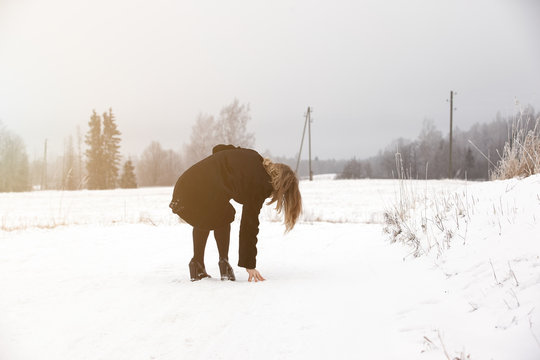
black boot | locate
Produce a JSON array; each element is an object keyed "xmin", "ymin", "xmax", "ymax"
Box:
[
  {"xmin": 218, "ymin": 258, "xmax": 235, "ymax": 281},
  {"xmin": 189, "ymin": 259, "xmax": 211, "ymax": 281}
]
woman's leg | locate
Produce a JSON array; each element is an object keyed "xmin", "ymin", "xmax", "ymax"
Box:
[
  {"xmin": 190, "ymin": 227, "xmax": 211, "ymax": 281},
  {"xmin": 192, "ymin": 227, "xmax": 210, "ymax": 264},
  {"xmin": 213, "ymin": 223, "xmax": 231, "ymax": 260},
  {"xmin": 214, "ymin": 223, "xmax": 235, "ymax": 280}
]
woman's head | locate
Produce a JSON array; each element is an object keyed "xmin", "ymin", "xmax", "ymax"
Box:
[{"xmin": 263, "ymin": 159, "xmax": 302, "ymax": 232}]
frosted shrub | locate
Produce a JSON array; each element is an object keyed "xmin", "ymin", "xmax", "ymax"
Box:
[
  {"xmin": 383, "ymin": 185, "xmax": 469, "ymax": 258},
  {"xmin": 383, "ymin": 154, "xmax": 470, "ymax": 257},
  {"xmin": 492, "ymin": 111, "xmax": 540, "ymax": 180}
]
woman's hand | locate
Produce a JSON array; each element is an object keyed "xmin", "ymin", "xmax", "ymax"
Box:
[{"xmin": 246, "ymin": 268, "xmax": 266, "ymax": 282}]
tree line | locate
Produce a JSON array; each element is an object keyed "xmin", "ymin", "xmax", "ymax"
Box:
[
  {"xmin": 1, "ymin": 102, "xmax": 537, "ymax": 192},
  {"xmin": 1, "ymin": 109, "xmax": 137, "ymax": 192},
  {"xmin": 338, "ymin": 106, "xmax": 539, "ymax": 180},
  {"xmin": 0, "ymin": 99, "xmax": 255, "ymax": 192}
]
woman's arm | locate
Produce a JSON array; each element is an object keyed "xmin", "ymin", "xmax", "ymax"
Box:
[{"xmin": 237, "ymin": 198, "xmax": 264, "ymax": 270}]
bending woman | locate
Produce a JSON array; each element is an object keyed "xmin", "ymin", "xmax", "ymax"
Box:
[{"xmin": 169, "ymin": 144, "xmax": 302, "ymax": 282}]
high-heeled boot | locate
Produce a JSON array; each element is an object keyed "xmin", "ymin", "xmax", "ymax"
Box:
[
  {"xmin": 218, "ymin": 258, "xmax": 236, "ymax": 281},
  {"xmin": 189, "ymin": 259, "xmax": 211, "ymax": 281}
]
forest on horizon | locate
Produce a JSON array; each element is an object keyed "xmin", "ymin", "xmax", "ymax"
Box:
[{"xmin": 1, "ymin": 100, "xmax": 538, "ymax": 192}]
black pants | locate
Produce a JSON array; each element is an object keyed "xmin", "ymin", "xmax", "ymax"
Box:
[{"xmin": 192, "ymin": 224, "xmax": 231, "ymax": 264}]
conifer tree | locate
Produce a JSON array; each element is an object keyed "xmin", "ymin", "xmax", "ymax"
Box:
[
  {"xmin": 84, "ymin": 108, "xmax": 123, "ymax": 190},
  {"xmin": 85, "ymin": 110, "xmax": 104, "ymax": 189},
  {"xmin": 102, "ymin": 108, "xmax": 122, "ymax": 189},
  {"xmin": 120, "ymin": 159, "xmax": 137, "ymax": 188}
]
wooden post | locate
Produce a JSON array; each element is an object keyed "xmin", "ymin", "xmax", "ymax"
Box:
[
  {"xmin": 307, "ymin": 107, "xmax": 313, "ymax": 181},
  {"xmin": 449, "ymin": 90, "xmax": 453, "ymax": 179}
]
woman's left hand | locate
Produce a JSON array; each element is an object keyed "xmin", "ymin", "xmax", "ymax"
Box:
[{"xmin": 246, "ymin": 268, "xmax": 266, "ymax": 282}]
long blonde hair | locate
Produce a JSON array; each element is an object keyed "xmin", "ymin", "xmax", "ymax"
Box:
[{"xmin": 263, "ymin": 158, "xmax": 302, "ymax": 232}]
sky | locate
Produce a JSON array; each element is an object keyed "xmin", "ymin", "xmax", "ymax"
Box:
[{"xmin": 0, "ymin": 0, "xmax": 539, "ymax": 161}]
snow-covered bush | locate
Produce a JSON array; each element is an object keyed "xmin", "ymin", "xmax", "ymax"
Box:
[
  {"xmin": 382, "ymin": 153, "xmax": 470, "ymax": 257},
  {"xmin": 491, "ymin": 109, "xmax": 540, "ymax": 180},
  {"xmin": 383, "ymin": 182, "xmax": 469, "ymax": 257}
]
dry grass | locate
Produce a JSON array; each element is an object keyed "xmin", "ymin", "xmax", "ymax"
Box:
[
  {"xmin": 385, "ymin": 106, "xmax": 540, "ymax": 256},
  {"xmin": 383, "ymin": 153, "xmax": 471, "ymax": 257},
  {"xmin": 383, "ymin": 153, "xmax": 424, "ymax": 255},
  {"xmin": 492, "ymin": 110, "xmax": 540, "ymax": 180}
]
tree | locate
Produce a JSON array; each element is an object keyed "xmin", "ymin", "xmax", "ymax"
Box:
[
  {"xmin": 84, "ymin": 108, "xmax": 123, "ymax": 190},
  {"xmin": 85, "ymin": 110, "xmax": 104, "ymax": 189},
  {"xmin": 137, "ymin": 141, "xmax": 183, "ymax": 186},
  {"xmin": 363, "ymin": 161, "xmax": 372, "ymax": 178},
  {"xmin": 163, "ymin": 149, "xmax": 183, "ymax": 184},
  {"xmin": 120, "ymin": 159, "xmax": 137, "ymax": 188},
  {"xmin": 184, "ymin": 99, "xmax": 255, "ymax": 167},
  {"xmin": 184, "ymin": 113, "xmax": 217, "ymax": 166},
  {"xmin": 102, "ymin": 108, "xmax": 122, "ymax": 189},
  {"xmin": 137, "ymin": 141, "xmax": 163, "ymax": 186},
  {"xmin": 464, "ymin": 147, "xmax": 475, "ymax": 177},
  {"xmin": 338, "ymin": 158, "xmax": 363, "ymax": 179},
  {"xmin": 0, "ymin": 122, "xmax": 30, "ymax": 192},
  {"xmin": 76, "ymin": 125, "xmax": 84, "ymax": 188},
  {"xmin": 215, "ymin": 98, "xmax": 255, "ymax": 147},
  {"xmin": 417, "ymin": 119, "xmax": 444, "ymax": 178}
]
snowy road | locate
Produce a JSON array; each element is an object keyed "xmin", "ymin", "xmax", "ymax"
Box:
[
  {"xmin": 1, "ymin": 179, "xmax": 539, "ymax": 359},
  {"xmin": 1, "ymin": 222, "xmax": 446, "ymax": 360}
]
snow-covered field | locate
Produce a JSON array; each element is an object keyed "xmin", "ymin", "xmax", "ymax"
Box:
[{"xmin": 1, "ymin": 176, "xmax": 539, "ymax": 359}]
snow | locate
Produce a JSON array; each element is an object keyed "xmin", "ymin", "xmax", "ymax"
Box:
[{"xmin": 0, "ymin": 176, "xmax": 539, "ymax": 359}]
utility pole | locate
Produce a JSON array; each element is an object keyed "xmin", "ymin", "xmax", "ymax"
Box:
[
  {"xmin": 41, "ymin": 139, "xmax": 48, "ymax": 190},
  {"xmin": 307, "ymin": 107, "xmax": 313, "ymax": 181},
  {"xmin": 295, "ymin": 107, "xmax": 313, "ymax": 181},
  {"xmin": 449, "ymin": 90, "xmax": 454, "ymax": 179}
]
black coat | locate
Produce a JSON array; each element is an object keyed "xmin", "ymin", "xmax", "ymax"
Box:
[{"xmin": 170, "ymin": 145, "xmax": 273, "ymax": 268}]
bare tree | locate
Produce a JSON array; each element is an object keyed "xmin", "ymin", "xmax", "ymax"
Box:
[
  {"xmin": 137, "ymin": 141, "xmax": 183, "ymax": 186},
  {"xmin": 184, "ymin": 99, "xmax": 256, "ymax": 167},
  {"xmin": 163, "ymin": 149, "xmax": 183, "ymax": 184},
  {"xmin": 417, "ymin": 119, "xmax": 444, "ymax": 177},
  {"xmin": 215, "ymin": 98, "xmax": 255, "ymax": 147},
  {"xmin": 184, "ymin": 113, "xmax": 217, "ymax": 166},
  {"xmin": 137, "ymin": 141, "xmax": 163, "ymax": 186}
]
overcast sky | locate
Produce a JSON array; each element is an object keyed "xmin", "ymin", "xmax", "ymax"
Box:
[{"xmin": 1, "ymin": 0, "xmax": 539, "ymax": 161}]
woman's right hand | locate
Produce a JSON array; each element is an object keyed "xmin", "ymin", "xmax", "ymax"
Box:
[{"xmin": 246, "ymin": 268, "xmax": 266, "ymax": 282}]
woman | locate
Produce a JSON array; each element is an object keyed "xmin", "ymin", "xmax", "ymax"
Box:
[{"xmin": 169, "ymin": 144, "xmax": 302, "ymax": 282}]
